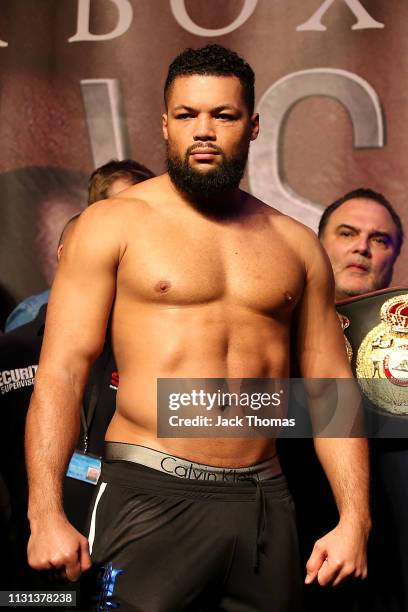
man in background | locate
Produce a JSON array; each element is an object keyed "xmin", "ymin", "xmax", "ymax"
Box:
[
  {"xmin": 0, "ymin": 166, "xmax": 89, "ymax": 331},
  {"xmin": 5, "ymin": 217, "xmax": 79, "ymax": 332},
  {"xmin": 87, "ymin": 158, "xmax": 154, "ymax": 204},
  {"xmin": 0, "ymin": 215, "xmax": 79, "ymax": 589},
  {"xmin": 5, "ymin": 159, "xmax": 154, "ymax": 332},
  {"xmin": 318, "ymin": 188, "xmax": 403, "ymax": 300},
  {"xmin": 319, "ymin": 187, "xmax": 406, "ymax": 612}
]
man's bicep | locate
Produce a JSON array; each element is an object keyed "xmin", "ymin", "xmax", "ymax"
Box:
[{"xmin": 40, "ymin": 210, "xmax": 120, "ymax": 375}]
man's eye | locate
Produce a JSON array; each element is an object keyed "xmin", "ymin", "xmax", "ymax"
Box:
[
  {"xmin": 339, "ymin": 231, "xmax": 353, "ymax": 237},
  {"xmin": 218, "ymin": 114, "xmax": 235, "ymax": 120},
  {"xmin": 176, "ymin": 113, "xmax": 192, "ymax": 119},
  {"xmin": 373, "ymin": 236, "xmax": 387, "ymax": 245}
]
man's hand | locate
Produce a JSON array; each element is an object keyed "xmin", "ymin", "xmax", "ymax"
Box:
[
  {"xmin": 305, "ymin": 520, "xmax": 369, "ymax": 587},
  {"xmin": 28, "ymin": 514, "xmax": 92, "ymax": 582}
]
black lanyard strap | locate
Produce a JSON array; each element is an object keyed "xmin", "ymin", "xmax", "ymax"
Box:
[{"xmin": 80, "ymin": 342, "xmax": 113, "ymax": 453}]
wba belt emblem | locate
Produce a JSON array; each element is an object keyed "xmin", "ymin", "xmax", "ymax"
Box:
[{"xmin": 356, "ymin": 294, "xmax": 408, "ymax": 415}]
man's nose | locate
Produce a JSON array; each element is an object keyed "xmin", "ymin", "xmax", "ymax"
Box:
[
  {"xmin": 193, "ymin": 115, "xmax": 216, "ymax": 141},
  {"xmin": 353, "ymin": 235, "xmax": 371, "ymax": 257}
]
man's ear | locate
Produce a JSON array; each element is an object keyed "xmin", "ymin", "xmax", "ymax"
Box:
[
  {"xmin": 162, "ymin": 113, "xmax": 168, "ymax": 141},
  {"xmin": 250, "ymin": 113, "xmax": 259, "ymax": 141},
  {"xmin": 57, "ymin": 244, "xmax": 64, "ymax": 261}
]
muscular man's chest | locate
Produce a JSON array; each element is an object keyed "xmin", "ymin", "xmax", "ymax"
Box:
[{"xmin": 118, "ymin": 222, "xmax": 304, "ymax": 314}]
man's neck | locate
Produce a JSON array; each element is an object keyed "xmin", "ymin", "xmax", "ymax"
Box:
[{"xmin": 166, "ymin": 173, "xmax": 245, "ymax": 220}]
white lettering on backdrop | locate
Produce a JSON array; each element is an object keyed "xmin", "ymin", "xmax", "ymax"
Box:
[
  {"xmin": 68, "ymin": 0, "xmax": 133, "ymax": 42},
  {"xmin": 169, "ymin": 0, "xmax": 258, "ymax": 36},
  {"xmin": 0, "ymin": 1, "xmax": 387, "ymax": 46},
  {"xmin": 297, "ymin": 0, "xmax": 384, "ymax": 31},
  {"xmin": 248, "ymin": 68, "xmax": 384, "ymax": 230},
  {"xmin": 80, "ymin": 79, "xmax": 131, "ymax": 168}
]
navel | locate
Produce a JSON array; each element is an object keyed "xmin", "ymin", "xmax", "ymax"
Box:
[{"xmin": 155, "ymin": 280, "xmax": 172, "ymax": 294}]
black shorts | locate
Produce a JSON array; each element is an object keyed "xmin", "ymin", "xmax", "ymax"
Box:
[{"xmin": 88, "ymin": 460, "xmax": 304, "ymax": 612}]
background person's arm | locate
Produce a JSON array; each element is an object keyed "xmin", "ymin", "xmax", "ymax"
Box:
[
  {"xmin": 295, "ymin": 228, "xmax": 370, "ymax": 587},
  {"xmin": 25, "ymin": 203, "xmax": 122, "ymax": 581}
]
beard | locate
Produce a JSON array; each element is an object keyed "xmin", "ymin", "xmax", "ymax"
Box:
[{"xmin": 167, "ymin": 142, "xmax": 248, "ymax": 199}]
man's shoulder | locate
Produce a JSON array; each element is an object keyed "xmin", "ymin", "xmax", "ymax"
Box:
[
  {"xmin": 116, "ymin": 175, "xmax": 162, "ymax": 201},
  {"xmin": 73, "ymin": 195, "xmax": 154, "ymax": 244},
  {"xmin": 249, "ymin": 199, "xmax": 331, "ymax": 279},
  {"xmin": 85, "ymin": 176, "xmax": 165, "ymax": 223},
  {"xmin": 265, "ymin": 208, "xmax": 312, "ymax": 235},
  {"xmin": 271, "ymin": 211, "xmax": 323, "ymax": 250},
  {"xmin": 246, "ymin": 195, "xmax": 319, "ymax": 240},
  {"xmin": 85, "ymin": 193, "xmax": 152, "ymax": 218}
]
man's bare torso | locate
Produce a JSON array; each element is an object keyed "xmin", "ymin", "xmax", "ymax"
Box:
[{"xmin": 96, "ymin": 176, "xmax": 306, "ymax": 466}]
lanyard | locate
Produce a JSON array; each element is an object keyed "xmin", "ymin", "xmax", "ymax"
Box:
[
  {"xmin": 80, "ymin": 382, "xmax": 99, "ymax": 454},
  {"xmin": 80, "ymin": 342, "xmax": 112, "ymax": 454}
]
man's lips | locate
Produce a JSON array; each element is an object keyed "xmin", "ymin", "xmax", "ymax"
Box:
[
  {"xmin": 345, "ymin": 263, "xmax": 369, "ymax": 273},
  {"xmin": 190, "ymin": 149, "xmax": 220, "ymax": 159}
]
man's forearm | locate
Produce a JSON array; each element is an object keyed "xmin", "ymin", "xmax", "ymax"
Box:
[
  {"xmin": 314, "ymin": 437, "xmax": 371, "ymax": 528},
  {"xmin": 25, "ymin": 371, "xmax": 82, "ymax": 523}
]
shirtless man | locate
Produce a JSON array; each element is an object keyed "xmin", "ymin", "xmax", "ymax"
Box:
[{"xmin": 25, "ymin": 45, "xmax": 370, "ymax": 611}]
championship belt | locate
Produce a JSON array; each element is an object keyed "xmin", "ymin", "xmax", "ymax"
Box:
[{"xmin": 336, "ymin": 287, "xmax": 408, "ymax": 436}]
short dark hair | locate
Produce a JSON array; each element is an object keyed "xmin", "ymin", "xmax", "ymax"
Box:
[
  {"xmin": 164, "ymin": 44, "xmax": 255, "ymax": 114},
  {"xmin": 318, "ymin": 187, "xmax": 404, "ymax": 256},
  {"xmin": 88, "ymin": 159, "xmax": 155, "ymax": 205}
]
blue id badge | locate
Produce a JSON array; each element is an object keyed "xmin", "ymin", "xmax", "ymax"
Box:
[{"xmin": 66, "ymin": 450, "xmax": 102, "ymax": 485}]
